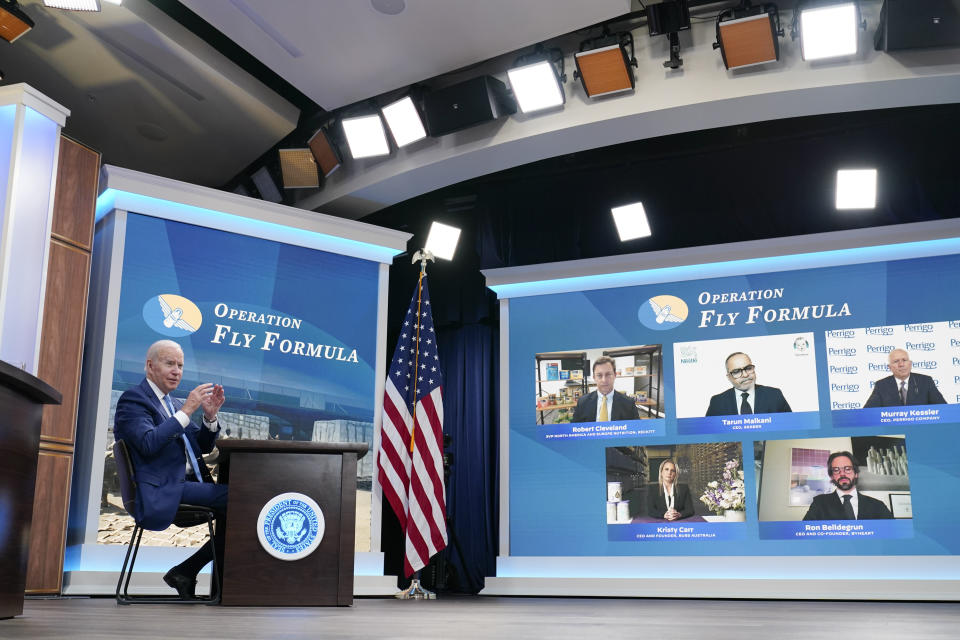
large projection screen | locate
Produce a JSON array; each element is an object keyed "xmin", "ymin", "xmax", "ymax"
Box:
[
  {"xmin": 65, "ymin": 171, "xmax": 407, "ymax": 595},
  {"xmin": 484, "ymin": 220, "xmax": 960, "ymax": 599}
]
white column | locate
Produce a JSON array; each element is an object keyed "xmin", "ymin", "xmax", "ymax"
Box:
[{"xmin": 0, "ymin": 84, "xmax": 70, "ymax": 374}]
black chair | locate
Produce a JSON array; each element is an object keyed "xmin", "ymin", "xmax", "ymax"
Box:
[{"xmin": 113, "ymin": 439, "xmax": 221, "ymax": 604}]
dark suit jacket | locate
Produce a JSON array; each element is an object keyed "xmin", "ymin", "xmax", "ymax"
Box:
[
  {"xmin": 647, "ymin": 483, "xmax": 695, "ymax": 519},
  {"xmin": 802, "ymin": 491, "xmax": 893, "ymax": 521},
  {"xmin": 114, "ymin": 378, "xmax": 219, "ymax": 530},
  {"xmin": 705, "ymin": 384, "xmax": 791, "ymax": 417},
  {"xmin": 572, "ymin": 390, "xmax": 640, "ymax": 423},
  {"xmin": 863, "ymin": 373, "xmax": 946, "ymax": 408}
]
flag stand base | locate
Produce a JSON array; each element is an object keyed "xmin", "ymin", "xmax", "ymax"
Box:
[{"xmin": 395, "ymin": 579, "xmax": 436, "ymax": 600}]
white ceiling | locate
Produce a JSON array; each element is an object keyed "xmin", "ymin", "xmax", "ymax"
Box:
[
  {"xmin": 4, "ymin": 0, "xmax": 299, "ymax": 186},
  {"xmin": 178, "ymin": 0, "xmax": 632, "ymax": 111},
  {"xmin": 3, "ymin": 0, "xmax": 630, "ymax": 188}
]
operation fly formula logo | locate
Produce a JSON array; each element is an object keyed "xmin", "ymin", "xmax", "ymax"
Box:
[
  {"xmin": 142, "ymin": 294, "xmax": 202, "ymax": 337},
  {"xmin": 638, "ymin": 295, "xmax": 688, "ymax": 331},
  {"xmin": 257, "ymin": 493, "xmax": 325, "ymax": 561}
]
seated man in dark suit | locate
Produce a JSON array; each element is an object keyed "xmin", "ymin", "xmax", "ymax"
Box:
[
  {"xmin": 863, "ymin": 348, "xmax": 946, "ymax": 408},
  {"xmin": 803, "ymin": 451, "xmax": 893, "ymax": 521},
  {"xmin": 572, "ymin": 356, "xmax": 641, "ymax": 423},
  {"xmin": 705, "ymin": 352, "xmax": 791, "ymax": 417},
  {"xmin": 114, "ymin": 340, "xmax": 228, "ymax": 599}
]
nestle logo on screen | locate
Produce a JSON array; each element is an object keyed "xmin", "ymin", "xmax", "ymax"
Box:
[
  {"xmin": 905, "ymin": 341, "xmax": 936, "ymax": 351},
  {"xmin": 829, "ymin": 365, "xmax": 858, "ymax": 375},
  {"xmin": 826, "ymin": 330, "xmax": 855, "ymax": 339},
  {"xmin": 831, "ymin": 383, "xmax": 860, "ymax": 393},
  {"xmin": 828, "ymin": 347, "xmax": 857, "ymax": 356},
  {"xmin": 865, "ymin": 327, "xmax": 894, "ymax": 336}
]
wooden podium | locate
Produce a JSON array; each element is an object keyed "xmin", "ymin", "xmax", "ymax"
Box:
[
  {"xmin": 217, "ymin": 440, "xmax": 368, "ymax": 606},
  {"xmin": 0, "ymin": 361, "xmax": 61, "ymax": 619}
]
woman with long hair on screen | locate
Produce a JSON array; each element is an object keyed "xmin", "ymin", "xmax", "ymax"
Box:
[{"xmin": 647, "ymin": 458, "xmax": 695, "ymax": 521}]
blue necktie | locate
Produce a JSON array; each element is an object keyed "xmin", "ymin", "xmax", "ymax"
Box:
[{"xmin": 164, "ymin": 394, "xmax": 204, "ymax": 482}]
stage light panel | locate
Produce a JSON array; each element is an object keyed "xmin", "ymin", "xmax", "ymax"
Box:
[
  {"xmin": 799, "ymin": 2, "xmax": 859, "ymax": 60},
  {"xmin": 341, "ymin": 114, "xmax": 390, "ymax": 159},
  {"xmin": 251, "ymin": 166, "xmax": 282, "ymax": 203},
  {"xmin": 42, "ymin": 0, "xmax": 101, "ymax": 10},
  {"xmin": 575, "ymin": 44, "xmax": 634, "ymax": 98},
  {"xmin": 0, "ymin": 0, "xmax": 35, "ymax": 43},
  {"xmin": 381, "ymin": 96, "xmax": 427, "ymax": 148},
  {"xmin": 611, "ymin": 202, "xmax": 652, "ymax": 241},
  {"xmin": 836, "ymin": 169, "xmax": 877, "ymax": 209},
  {"xmin": 425, "ymin": 221, "xmax": 461, "ymax": 261},
  {"xmin": 307, "ymin": 128, "xmax": 341, "ymax": 177},
  {"xmin": 278, "ymin": 149, "xmax": 319, "ymax": 189},
  {"xmin": 718, "ymin": 12, "xmax": 780, "ymax": 69},
  {"xmin": 507, "ymin": 60, "xmax": 564, "ymax": 114}
]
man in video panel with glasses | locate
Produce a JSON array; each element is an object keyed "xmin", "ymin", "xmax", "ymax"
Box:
[
  {"xmin": 705, "ymin": 352, "xmax": 791, "ymax": 417},
  {"xmin": 803, "ymin": 451, "xmax": 893, "ymax": 521}
]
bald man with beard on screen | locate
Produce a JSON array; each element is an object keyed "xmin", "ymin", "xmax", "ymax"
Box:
[{"xmin": 705, "ymin": 352, "xmax": 791, "ymax": 417}]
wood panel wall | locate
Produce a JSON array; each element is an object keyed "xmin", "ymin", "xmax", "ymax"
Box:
[{"xmin": 26, "ymin": 136, "xmax": 99, "ymax": 594}]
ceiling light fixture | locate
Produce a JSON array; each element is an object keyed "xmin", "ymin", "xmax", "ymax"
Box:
[
  {"xmin": 647, "ymin": 0, "xmax": 692, "ymax": 70},
  {"xmin": 0, "ymin": 1, "xmax": 34, "ymax": 43},
  {"xmin": 611, "ymin": 202, "xmax": 652, "ymax": 241},
  {"xmin": 507, "ymin": 45, "xmax": 566, "ymax": 114},
  {"xmin": 341, "ymin": 113, "xmax": 390, "ymax": 159},
  {"xmin": 573, "ymin": 30, "xmax": 638, "ymax": 98},
  {"xmin": 251, "ymin": 166, "xmax": 283, "ymax": 204},
  {"xmin": 381, "ymin": 95, "xmax": 427, "ymax": 148},
  {"xmin": 424, "ymin": 221, "xmax": 461, "ymax": 261},
  {"xmin": 42, "ymin": 0, "xmax": 101, "ymax": 11},
  {"xmin": 307, "ymin": 127, "xmax": 341, "ymax": 177},
  {"xmin": 792, "ymin": 0, "xmax": 865, "ymax": 61},
  {"xmin": 874, "ymin": 0, "xmax": 960, "ymax": 52},
  {"xmin": 713, "ymin": 2, "xmax": 784, "ymax": 70},
  {"xmin": 278, "ymin": 149, "xmax": 320, "ymax": 189},
  {"xmin": 835, "ymin": 169, "xmax": 877, "ymax": 209}
]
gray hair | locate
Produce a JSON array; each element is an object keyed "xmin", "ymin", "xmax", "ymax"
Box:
[{"xmin": 145, "ymin": 339, "xmax": 182, "ymax": 372}]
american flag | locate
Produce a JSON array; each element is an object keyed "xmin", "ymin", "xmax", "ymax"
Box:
[{"xmin": 377, "ymin": 273, "xmax": 448, "ymax": 577}]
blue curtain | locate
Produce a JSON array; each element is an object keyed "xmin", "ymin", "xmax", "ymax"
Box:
[{"xmin": 436, "ymin": 323, "xmax": 499, "ymax": 592}]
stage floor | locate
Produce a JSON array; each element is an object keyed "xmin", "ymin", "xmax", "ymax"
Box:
[{"xmin": 6, "ymin": 595, "xmax": 959, "ymax": 639}]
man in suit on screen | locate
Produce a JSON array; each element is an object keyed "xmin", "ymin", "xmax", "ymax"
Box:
[
  {"xmin": 705, "ymin": 352, "xmax": 791, "ymax": 417},
  {"xmin": 863, "ymin": 348, "xmax": 946, "ymax": 408},
  {"xmin": 803, "ymin": 451, "xmax": 893, "ymax": 520},
  {"xmin": 572, "ymin": 356, "xmax": 640, "ymax": 423},
  {"xmin": 113, "ymin": 339, "xmax": 228, "ymax": 599}
]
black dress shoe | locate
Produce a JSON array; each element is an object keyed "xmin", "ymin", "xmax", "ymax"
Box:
[{"xmin": 163, "ymin": 569, "xmax": 197, "ymax": 599}]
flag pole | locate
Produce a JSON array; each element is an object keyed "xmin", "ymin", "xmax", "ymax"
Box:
[{"xmin": 395, "ymin": 248, "xmax": 437, "ymax": 601}]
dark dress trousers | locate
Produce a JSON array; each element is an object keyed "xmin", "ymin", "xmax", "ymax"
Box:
[
  {"xmin": 862, "ymin": 373, "xmax": 946, "ymax": 408},
  {"xmin": 802, "ymin": 492, "xmax": 893, "ymax": 520},
  {"xmin": 113, "ymin": 378, "xmax": 221, "ymax": 530},
  {"xmin": 705, "ymin": 384, "xmax": 791, "ymax": 417},
  {"xmin": 572, "ymin": 390, "xmax": 641, "ymax": 423},
  {"xmin": 647, "ymin": 483, "xmax": 696, "ymax": 519}
]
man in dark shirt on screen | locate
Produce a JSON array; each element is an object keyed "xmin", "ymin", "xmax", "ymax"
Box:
[
  {"xmin": 803, "ymin": 451, "xmax": 893, "ymax": 521},
  {"xmin": 705, "ymin": 352, "xmax": 791, "ymax": 417},
  {"xmin": 863, "ymin": 348, "xmax": 946, "ymax": 408},
  {"xmin": 572, "ymin": 356, "xmax": 640, "ymax": 423}
]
